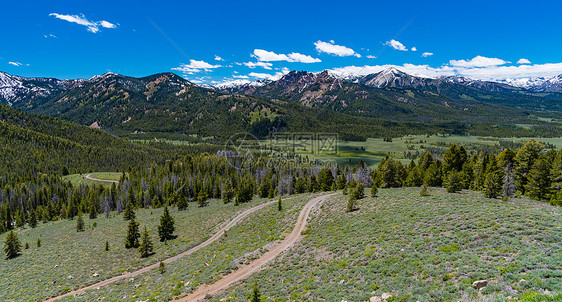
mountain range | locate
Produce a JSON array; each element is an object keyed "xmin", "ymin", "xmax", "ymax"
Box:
[{"xmin": 1, "ymin": 69, "xmax": 560, "ymax": 140}]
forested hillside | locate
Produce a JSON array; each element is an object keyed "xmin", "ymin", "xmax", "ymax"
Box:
[{"xmin": 0, "ymin": 104, "xmax": 172, "ymax": 183}]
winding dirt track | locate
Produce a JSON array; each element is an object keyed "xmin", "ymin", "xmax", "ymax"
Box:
[
  {"xmin": 84, "ymin": 173, "xmax": 119, "ymax": 184},
  {"xmin": 44, "ymin": 196, "xmax": 295, "ymax": 302},
  {"xmin": 176, "ymin": 193, "xmax": 336, "ymax": 302}
]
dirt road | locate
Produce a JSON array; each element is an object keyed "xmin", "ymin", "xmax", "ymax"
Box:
[
  {"xmin": 44, "ymin": 196, "xmax": 294, "ymax": 301},
  {"xmin": 84, "ymin": 173, "xmax": 119, "ymax": 184},
  {"xmin": 176, "ymin": 193, "xmax": 336, "ymax": 301}
]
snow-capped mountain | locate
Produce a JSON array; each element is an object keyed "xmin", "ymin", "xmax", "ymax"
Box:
[
  {"xmin": 501, "ymin": 74, "xmax": 562, "ymax": 93},
  {"xmin": 0, "ymin": 71, "xmax": 68, "ymax": 106},
  {"xmin": 0, "ymin": 71, "xmax": 193, "ymax": 107}
]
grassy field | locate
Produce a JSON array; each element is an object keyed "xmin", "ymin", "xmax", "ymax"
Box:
[
  {"xmin": 0, "ymin": 197, "xmax": 275, "ymax": 301},
  {"xmin": 62, "ymin": 172, "xmax": 124, "ymax": 188},
  {"xmin": 265, "ymin": 135, "xmax": 562, "ymax": 168},
  {"xmin": 56, "ymin": 193, "xmax": 319, "ymax": 301},
  {"xmin": 213, "ymin": 188, "xmax": 561, "ymax": 302}
]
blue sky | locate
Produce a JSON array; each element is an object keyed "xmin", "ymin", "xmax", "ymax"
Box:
[{"xmin": 1, "ymin": 0, "xmax": 562, "ymax": 84}]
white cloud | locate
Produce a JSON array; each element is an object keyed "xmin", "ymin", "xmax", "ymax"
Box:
[
  {"xmin": 49, "ymin": 13, "xmax": 117, "ymax": 33},
  {"xmin": 43, "ymin": 34, "xmax": 57, "ymax": 39},
  {"xmin": 386, "ymin": 39, "xmax": 408, "ymax": 51},
  {"xmin": 366, "ymin": 55, "xmax": 377, "ymax": 59},
  {"xmin": 411, "ymin": 47, "xmax": 417, "ymax": 51},
  {"xmin": 449, "ymin": 55, "xmax": 508, "ymax": 68},
  {"xmin": 233, "ymin": 75, "xmax": 249, "ymax": 79},
  {"xmin": 517, "ymin": 58, "xmax": 531, "ymax": 64},
  {"xmin": 248, "ymin": 72, "xmax": 272, "ymax": 79},
  {"xmin": 8, "ymin": 62, "xmax": 22, "ymax": 66},
  {"xmin": 422, "ymin": 52, "xmax": 433, "ymax": 57},
  {"xmin": 314, "ymin": 40, "xmax": 361, "ymax": 57},
  {"xmin": 243, "ymin": 61, "xmax": 273, "ymax": 70},
  {"xmin": 287, "ymin": 52, "xmax": 321, "ymax": 63},
  {"xmin": 172, "ymin": 59, "xmax": 222, "ymax": 74},
  {"xmin": 214, "ymin": 55, "xmax": 224, "ymax": 61},
  {"xmin": 252, "ymin": 49, "xmax": 321, "ymax": 63},
  {"xmin": 253, "ymin": 49, "xmax": 290, "ymax": 62}
]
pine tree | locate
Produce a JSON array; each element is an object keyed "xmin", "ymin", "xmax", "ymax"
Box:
[
  {"xmin": 222, "ymin": 180, "xmax": 234, "ymax": 204},
  {"xmin": 423, "ymin": 161, "xmax": 442, "ymax": 187},
  {"xmin": 317, "ymin": 168, "xmax": 334, "ymax": 191},
  {"xmin": 525, "ymin": 156, "xmax": 552, "ymax": 201},
  {"xmin": 89, "ymin": 203, "xmax": 97, "ymax": 219},
  {"xmin": 76, "ymin": 215, "xmax": 85, "ymax": 232},
  {"xmin": 549, "ymin": 149, "xmax": 562, "ymax": 201},
  {"xmin": 139, "ymin": 227, "xmax": 153, "ymax": 258},
  {"xmin": 105, "ymin": 240, "xmax": 109, "ymax": 251},
  {"xmin": 482, "ymin": 155, "xmax": 503, "ymax": 198},
  {"xmin": 514, "ymin": 139, "xmax": 544, "ymax": 194},
  {"xmin": 29, "ymin": 209, "xmax": 37, "ymax": 228},
  {"xmin": 177, "ymin": 193, "xmax": 188, "ymax": 211},
  {"xmin": 445, "ymin": 171, "xmax": 462, "ymax": 193},
  {"xmin": 346, "ymin": 195, "xmax": 356, "ymax": 213},
  {"xmin": 277, "ymin": 196, "xmax": 282, "ymax": 211},
  {"xmin": 442, "ymin": 144, "xmax": 467, "ymax": 175},
  {"xmin": 371, "ymin": 186, "xmax": 378, "ymax": 197},
  {"xmin": 158, "ymin": 206, "xmax": 175, "ymax": 242},
  {"xmin": 123, "ymin": 202, "xmax": 135, "ymax": 221},
  {"xmin": 37, "ymin": 238, "xmax": 41, "ymax": 247},
  {"xmin": 197, "ymin": 190, "xmax": 208, "ymax": 207},
  {"xmin": 125, "ymin": 218, "xmax": 140, "ymax": 248},
  {"xmin": 3, "ymin": 231, "xmax": 22, "ymax": 259}
]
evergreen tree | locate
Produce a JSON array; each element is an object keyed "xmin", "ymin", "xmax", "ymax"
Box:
[
  {"xmin": 346, "ymin": 195, "xmax": 357, "ymax": 213},
  {"xmin": 222, "ymin": 180, "xmax": 234, "ymax": 204},
  {"xmin": 76, "ymin": 215, "xmax": 85, "ymax": 232},
  {"xmin": 123, "ymin": 202, "xmax": 135, "ymax": 221},
  {"xmin": 139, "ymin": 227, "xmax": 153, "ymax": 258},
  {"xmin": 317, "ymin": 168, "xmax": 334, "ymax": 191},
  {"xmin": 105, "ymin": 240, "xmax": 109, "ymax": 251},
  {"xmin": 197, "ymin": 190, "xmax": 208, "ymax": 207},
  {"xmin": 549, "ymin": 149, "xmax": 562, "ymax": 200},
  {"xmin": 3, "ymin": 231, "xmax": 22, "ymax": 259},
  {"xmin": 514, "ymin": 139, "xmax": 544, "ymax": 194},
  {"xmin": 482, "ymin": 155, "xmax": 503, "ymax": 199},
  {"xmin": 177, "ymin": 194, "xmax": 188, "ymax": 211},
  {"xmin": 442, "ymin": 144, "xmax": 467, "ymax": 174},
  {"xmin": 158, "ymin": 206, "xmax": 175, "ymax": 242},
  {"xmin": 445, "ymin": 171, "xmax": 462, "ymax": 193},
  {"xmin": 29, "ymin": 209, "xmax": 37, "ymax": 228},
  {"xmin": 277, "ymin": 196, "xmax": 282, "ymax": 211},
  {"xmin": 235, "ymin": 183, "xmax": 253, "ymax": 204},
  {"xmin": 36, "ymin": 238, "xmax": 41, "ymax": 247},
  {"xmin": 352, "ymin": 183, "xmax": 365, "ymax": 200},
  {"xmin": 405, "ymin": 167, "xmax": 423, "ymax": 187},
  {"xmin": 371, "ymin": 185, "xmax": 378, "ymax": 197},
  {"xmin": 125, "ymin": 218, "xmax": 140, "ymax": 248},
  {"xmin": 158, "ymin": 261, "xmax": 166, "ymax": 274},
  {"xmin": 379, "ymin": 157, "xmax": 399, "ymax": 188},
  {"xmin": 525, "ymin": 156, "xmax": 552, "ymax": 201},
  {"xmin": 424, "ymin": 161, "xmax": 442, "ymax": 187},
  {"xmin": 89, "ymin": 203, "xmax": 97, "ymax": 219}
]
